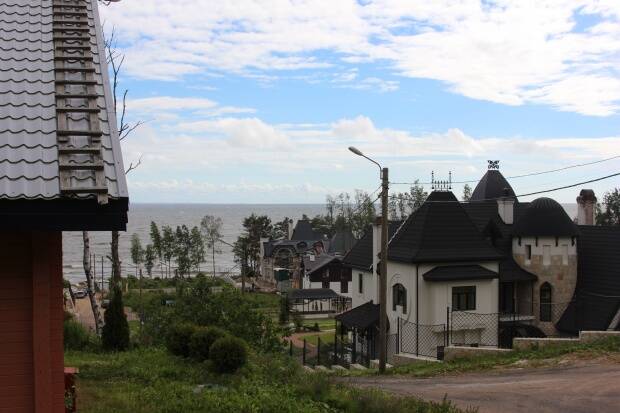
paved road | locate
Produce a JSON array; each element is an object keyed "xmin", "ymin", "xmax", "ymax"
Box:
[{"xmin": 346, "ymin": 362, "xmax": 620, "ymax": 413}]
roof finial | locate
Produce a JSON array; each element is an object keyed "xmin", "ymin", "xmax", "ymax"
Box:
[
  {"xmin": 431, "ymin": 171, "xmax": 452, "ymax": 191},
  {"xmin": 488, "ymin": 160, "xmax": 500, "ymax": 170}
]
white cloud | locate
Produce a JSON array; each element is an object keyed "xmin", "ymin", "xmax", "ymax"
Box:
[{"xmin": 101, "ymin": 0, "xmax": 620, "ymax": 116}]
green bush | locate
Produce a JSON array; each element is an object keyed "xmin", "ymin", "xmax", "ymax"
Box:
[
  {"xmin": 189, "ymin": 326, "xmax": 227, "ymax": 361},
  {"xmin": 209, "ymin": 336, "xmax": 248, "ymax": 374},
  {"xmin": 165, "ymin": 323, "xmax": 196, "ymax": 357},
  {"xmin": 64, "ymin": 319, "xmax": 93, "ymax": 351},
  {"xmin": 102, "ymin": 284, "xmax": 130, "ymax": 352}
]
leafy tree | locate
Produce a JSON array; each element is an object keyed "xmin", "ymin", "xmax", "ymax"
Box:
[
  {"xmin": 462, "ymin": 184, "xmax": 473, "ymax": 201},
  {"xmin": 272, "ymin": 217, "xmax": 293, "ymax": 240},
  {"xmin": 161, "ymin": 225, "xmax": 176, "ymax": 278},
  {"xmin": 144, "ymin": 244, "xmax": 155, "ymax": 277},
  {"xmin": 234, "ymin": 214, "xmax": 272, "ymax": 275},
  {"xmin": 388, "ymin": 180, "xmax": 428, "ymax": 220},
  {"xmin": 150, "ymin": 221, "xmax": 164, "ymax": 277},
  {"xmin": 175, "ymin": 225, "xmax": 192, "ymax": 277},
  {"xmin": 101, "ymin": 284, "xmax": 130, "ymax": 351},
  {"xmin": 201, "ymin": 215, "xmax": 223, "ymax": 275},
  {"xmin": 596, "ymin": 188, "xmax": 620, "ymax": 226},
  {"xmin": 189, "ymin": 226, "xmax": 205, "ymax": 272},
  {"xmin": 130, "ymin": 233, "xmax": 145, "ymax": 277},
  {"xmin": 350, "ymin": 189, "xmax": 376, "ymax": 238}
]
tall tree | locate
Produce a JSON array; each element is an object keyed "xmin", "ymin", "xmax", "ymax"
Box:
[
  {"xmin": 150, "ymin": 221, "xmax": 164, "ymax": 277},
  {"xmin": 190, "ymin": 226, "xmax": 205, "ymax": 272},
  {"xmin": 272, "ymin": 217, "xmax": 292, "ymax": 240},
  {"xmin": 234, "ymin": 214, "xmax": 272, "ymax": 275},
  {"xmin": 130, "ymin": 233, "xmax": 144, "ymax": 277},
  {"xmin": 82, "ymin": 232, "xmax": 103, "ymax": 335},
  {"xmin": 462, "ymin": 184, "xmax": 473, "ymax": 201},
  {"xmin": 175, "ymin": 225, "xmax": 192, "ymax": 277},
  {"xmin": 161, "ymin": 225, "xmax": 176, "ymax": 278},
  {"xmin": 596, "ymin": 188, "xmax": 620, "ymax": 226},
  {"xmin": 387, "ymin": 181, "xmax": 428, "ymax": 220},
  {"xmin": 201, "ymin": 215, "xmax": 223, "ymax": 275},
  {"xmin": 144, "ymin": 244, "xmax": 155, "ymax": 277},
  {"xmin": 350, "ymin": 189, "xmax": 376, "ymax": 238}
]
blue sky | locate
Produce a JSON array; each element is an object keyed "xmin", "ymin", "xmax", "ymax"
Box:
[{"xmin": 100, "ymin": 1, "xmax": 620, "ymax": 204}]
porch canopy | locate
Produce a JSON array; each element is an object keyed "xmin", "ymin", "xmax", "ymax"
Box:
[
  {"xmin": 336, "ymin": 301, "xmax": 380, "ymax": 330},
  {"xmin": 288, "ymin": 288, "xmax": 350, "ymax": 314}
]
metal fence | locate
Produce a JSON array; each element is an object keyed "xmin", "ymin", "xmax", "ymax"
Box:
[
  {"xmin": 449, "ymin": 310, "xmax": 499, "ymax": 348},
  {"xmin": 399, "ymin": 318, "xmax": 446, "ymax": 359}
]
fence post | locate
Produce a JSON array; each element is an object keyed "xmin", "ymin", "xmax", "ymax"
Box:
[
  {"xmin": 302, "ymin": 339, "xmax": 306, "ymax": 365},
  {"xmin": 317, "ymin": 337, "xmax": 321, "ymax": 366},
  {"xmin": 446, "ymin": 306, "xmax": 450, "ymax": 347},
  {"xmin": 289, "ymin": 340, "xmax": 293, "ymax": 357},
  {"xmin": 352, "ymin": 329, "xmax": 357, "ymax": 364}
]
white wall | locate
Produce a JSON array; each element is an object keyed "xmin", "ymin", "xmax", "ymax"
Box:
[
  {"xmin": 306, "ymin": 279, "xmax": 352, "ymax": 298},
  {"xmin": 351, "ymin": 269, "xmax": 375, "ymax": 308},
  {"xmin": 512, "ymin": 236, "xmax": 577, "ymax": 266}
]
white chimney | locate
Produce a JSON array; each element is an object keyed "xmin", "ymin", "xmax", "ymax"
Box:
[
  {"xmin": 287, "ymin": 219, "xmax": 295, "ymax": 240},
  {"xmin": 259, "ymin": 237, "xmax": 268, "ymax": 258},
  {"xmin": 497, "ymin": 196, "xmax": 515, "ymax": 225},
  {"xmin": 577, "ymin": 189, "xmax": 597, "ymax": 225}
]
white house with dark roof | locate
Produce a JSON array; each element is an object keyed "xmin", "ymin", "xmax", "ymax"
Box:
[{"xmin": 339, "ymin": 164, "xmax": 620, "ymax": 360}]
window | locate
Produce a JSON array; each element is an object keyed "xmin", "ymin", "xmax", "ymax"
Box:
[
  {"xmin": 540, "ymin": 283, "xmax": 552, "ymax": 322},
  {"xmin": 358, "ymin": 273, "xmax": 363, "ymax": 294},
  {"xmin": 322, "ymin": 281, "xmax": 329, "ymax": 289},
  {"xmin": 341, "ymin": 280, "xmax": 348, "ymax": 294},
  {"xmin": 392, "ymin": 283, "xmax": 407, "ymax": 313},
  {"xmin": 452, "ymin": 286, "xmax": 476, "ymax": 311},
  {"xmin": 525, "ymin": 245, "xmax": 532, "ymax": 262},
  {"xmin": 543, "ymin": 245, "xmax": 551, "ymax": 266}
]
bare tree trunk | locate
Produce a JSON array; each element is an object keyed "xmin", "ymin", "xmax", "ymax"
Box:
[
  {"xmin": 212, "ymin": 245, "xmax": 216, "ymax": 276},
  {"xmin": 83, "ymin": 231, "xmax": 103, "ymax": 335},
  {"xmin": 111, "ymin": 230, "xmax": 121, "ymax": 286}
]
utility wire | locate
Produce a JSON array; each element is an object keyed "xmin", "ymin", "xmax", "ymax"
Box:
[
  {"xmin": 387, "ymin": 171, "xmax": 620, "ymax": 203},
  {"xmin": 391, "ymin": 154, "xmax": 620, "ymax": 186}
]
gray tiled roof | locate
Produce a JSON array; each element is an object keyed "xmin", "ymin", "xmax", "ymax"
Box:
[{"xmin": 0, "ymin": 0, "xmax": 127, "ymax": 200}]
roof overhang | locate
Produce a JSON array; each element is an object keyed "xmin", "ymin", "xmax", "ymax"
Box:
[{"xmin": 0, "ymin": 197, "xmax": 128, "ymax": 231}]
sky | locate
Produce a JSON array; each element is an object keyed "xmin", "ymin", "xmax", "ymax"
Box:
[{"xmin": 99, "ymin": 0, "xmax": 620, "ymax": 204}]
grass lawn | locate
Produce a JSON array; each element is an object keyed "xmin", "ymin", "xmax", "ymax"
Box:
[
  {"xmin": 65, "ymin": 347, "xmax": 473, "ymax": 413},
  {"xmin": 303, "ymin": 318, "xmax": 336, "ymax": 331},
  {"xmin": 304, "ymin": 332, "xmax": 337, "ymax": 346},
  {"xmin": 350, "ymin": 336, "xmax": 620, "ymax": 378}
]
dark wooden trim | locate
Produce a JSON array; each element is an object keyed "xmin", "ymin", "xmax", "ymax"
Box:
[{"xmin": 0, "ymin": 197, "xmax": 128, "ymax": 231}]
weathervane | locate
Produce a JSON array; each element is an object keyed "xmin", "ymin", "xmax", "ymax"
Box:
[
  {"xmin": 488, "ymin": 160, "xmax": 500, "ymax": 170},
  {"xmin": 431, "ymin": 171, "xmax": 452, "ymax": 191}
]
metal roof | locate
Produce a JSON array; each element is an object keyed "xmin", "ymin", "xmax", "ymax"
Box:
[{"xmin": 0, "ymin": 0, "xmax": 127, "ymax": 201}]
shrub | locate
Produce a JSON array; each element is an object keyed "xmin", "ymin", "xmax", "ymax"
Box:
[
  {"xmin": 64, "ymin": 318, "xmax": 93, "ymax": 351},
  {"xmin": 189, "ymin": 326, "xmax": 227, "ymax": 361},
  {"xmin": 209, "ymin": 336, "xmax": 248, "ymax": 374},
  {"xmin": 102, "ymin": 285, "xmax": 130, "ymax": 351},
  {"xmin": 165, "ymin": 323, "xmax": 196, "ymax": 357}
]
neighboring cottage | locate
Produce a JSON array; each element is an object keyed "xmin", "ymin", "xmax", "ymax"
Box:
[
  {"xmin": 339, "ymin": 165, "xmax": 619, "ymax": 359},
  {"xmin": 259, "ymin": 218, "xmax": 356, "ymax": 291},
  {"xmin": 0, "ymin": 0, "xmax": 129, "ymax": 411}
]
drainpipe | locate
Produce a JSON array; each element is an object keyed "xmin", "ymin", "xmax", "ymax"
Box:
[{"xmin": 415, "ymin": 264, "xmax": 419, "ymax": 356}]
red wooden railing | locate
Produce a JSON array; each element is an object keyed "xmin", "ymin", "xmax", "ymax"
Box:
[{"xmin": 64, "ymin": 367, "xmax": 78, "ymax": 413}]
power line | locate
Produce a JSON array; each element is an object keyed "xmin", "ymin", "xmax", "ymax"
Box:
[
  {"xmin": 391, "ymin": 154, "xmax": 620, "ymax": 186},
  {"xmin": 387, "ymin": 171, "xmax": 620, "ymax": 203}
]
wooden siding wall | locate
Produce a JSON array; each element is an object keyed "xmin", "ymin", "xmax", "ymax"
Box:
[{"xmin": 0, "ymin": 232, "xmax": 64, "ymax": 413}]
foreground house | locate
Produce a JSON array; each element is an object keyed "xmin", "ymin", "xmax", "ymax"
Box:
[
  {"xmin": 339, "ymin": 165, "xmax": 619, "ymax": 359},
  {"xmin": 0, "ymin": 0, "xmax": 128, "ymax": 410}
]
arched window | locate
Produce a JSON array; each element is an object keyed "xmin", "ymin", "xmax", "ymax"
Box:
[
  {"xmin": 392, "ymin": 283, "xmax": 407, "ymax": 314},
  {"xmin": 540, "ymin": 282, "xmax": 552, "ymax": 322}
]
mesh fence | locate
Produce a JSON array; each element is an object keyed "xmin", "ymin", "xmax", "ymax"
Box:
[
  {"xmin": 399, "ymin": 319, "xmax": 446, "ymax": 359},
  {"xmin": 449, "ymin": 311, "xmax": 498, "ymax": 347}
]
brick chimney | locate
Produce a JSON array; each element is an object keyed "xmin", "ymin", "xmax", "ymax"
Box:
[
  {"xmin": 577, "ymin": 189, "xmax": 597, "ymax": 225},
  {"xmin": 497, "ymin": 188, "xmax": 515, "ymax": 224}
]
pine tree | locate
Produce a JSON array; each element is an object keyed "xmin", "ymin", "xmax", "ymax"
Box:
[{"xmin": 101, "ymin": 284, "xmax": 130, "ymax": 351}]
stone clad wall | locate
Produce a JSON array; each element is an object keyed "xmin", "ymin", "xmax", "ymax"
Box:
[{"xmin": 513, "ymin": 236, "xmax": 578, "ymax": 334}]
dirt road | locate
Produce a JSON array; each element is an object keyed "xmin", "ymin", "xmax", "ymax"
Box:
[{"xmin": 346, "ymin": 362, "xmax": 620, "ymax": 413}]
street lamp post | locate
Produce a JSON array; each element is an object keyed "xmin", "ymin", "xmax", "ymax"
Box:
[{"xmin": 348, "ymin": 146, "xmax": 389, "ymax": 373}]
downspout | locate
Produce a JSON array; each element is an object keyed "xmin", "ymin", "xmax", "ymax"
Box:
[{"xmin": 415, "ymin": 264, "xmax": 419, "ymax": 356}]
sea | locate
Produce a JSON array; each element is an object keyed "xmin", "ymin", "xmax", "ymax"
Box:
[
  {"xmin": 62, "ymin": 204, "xmax": 325, "ymax": 284},
  {"xmin": 62, "ymin": 202, "xmax": 578, "ymax": 285}
]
